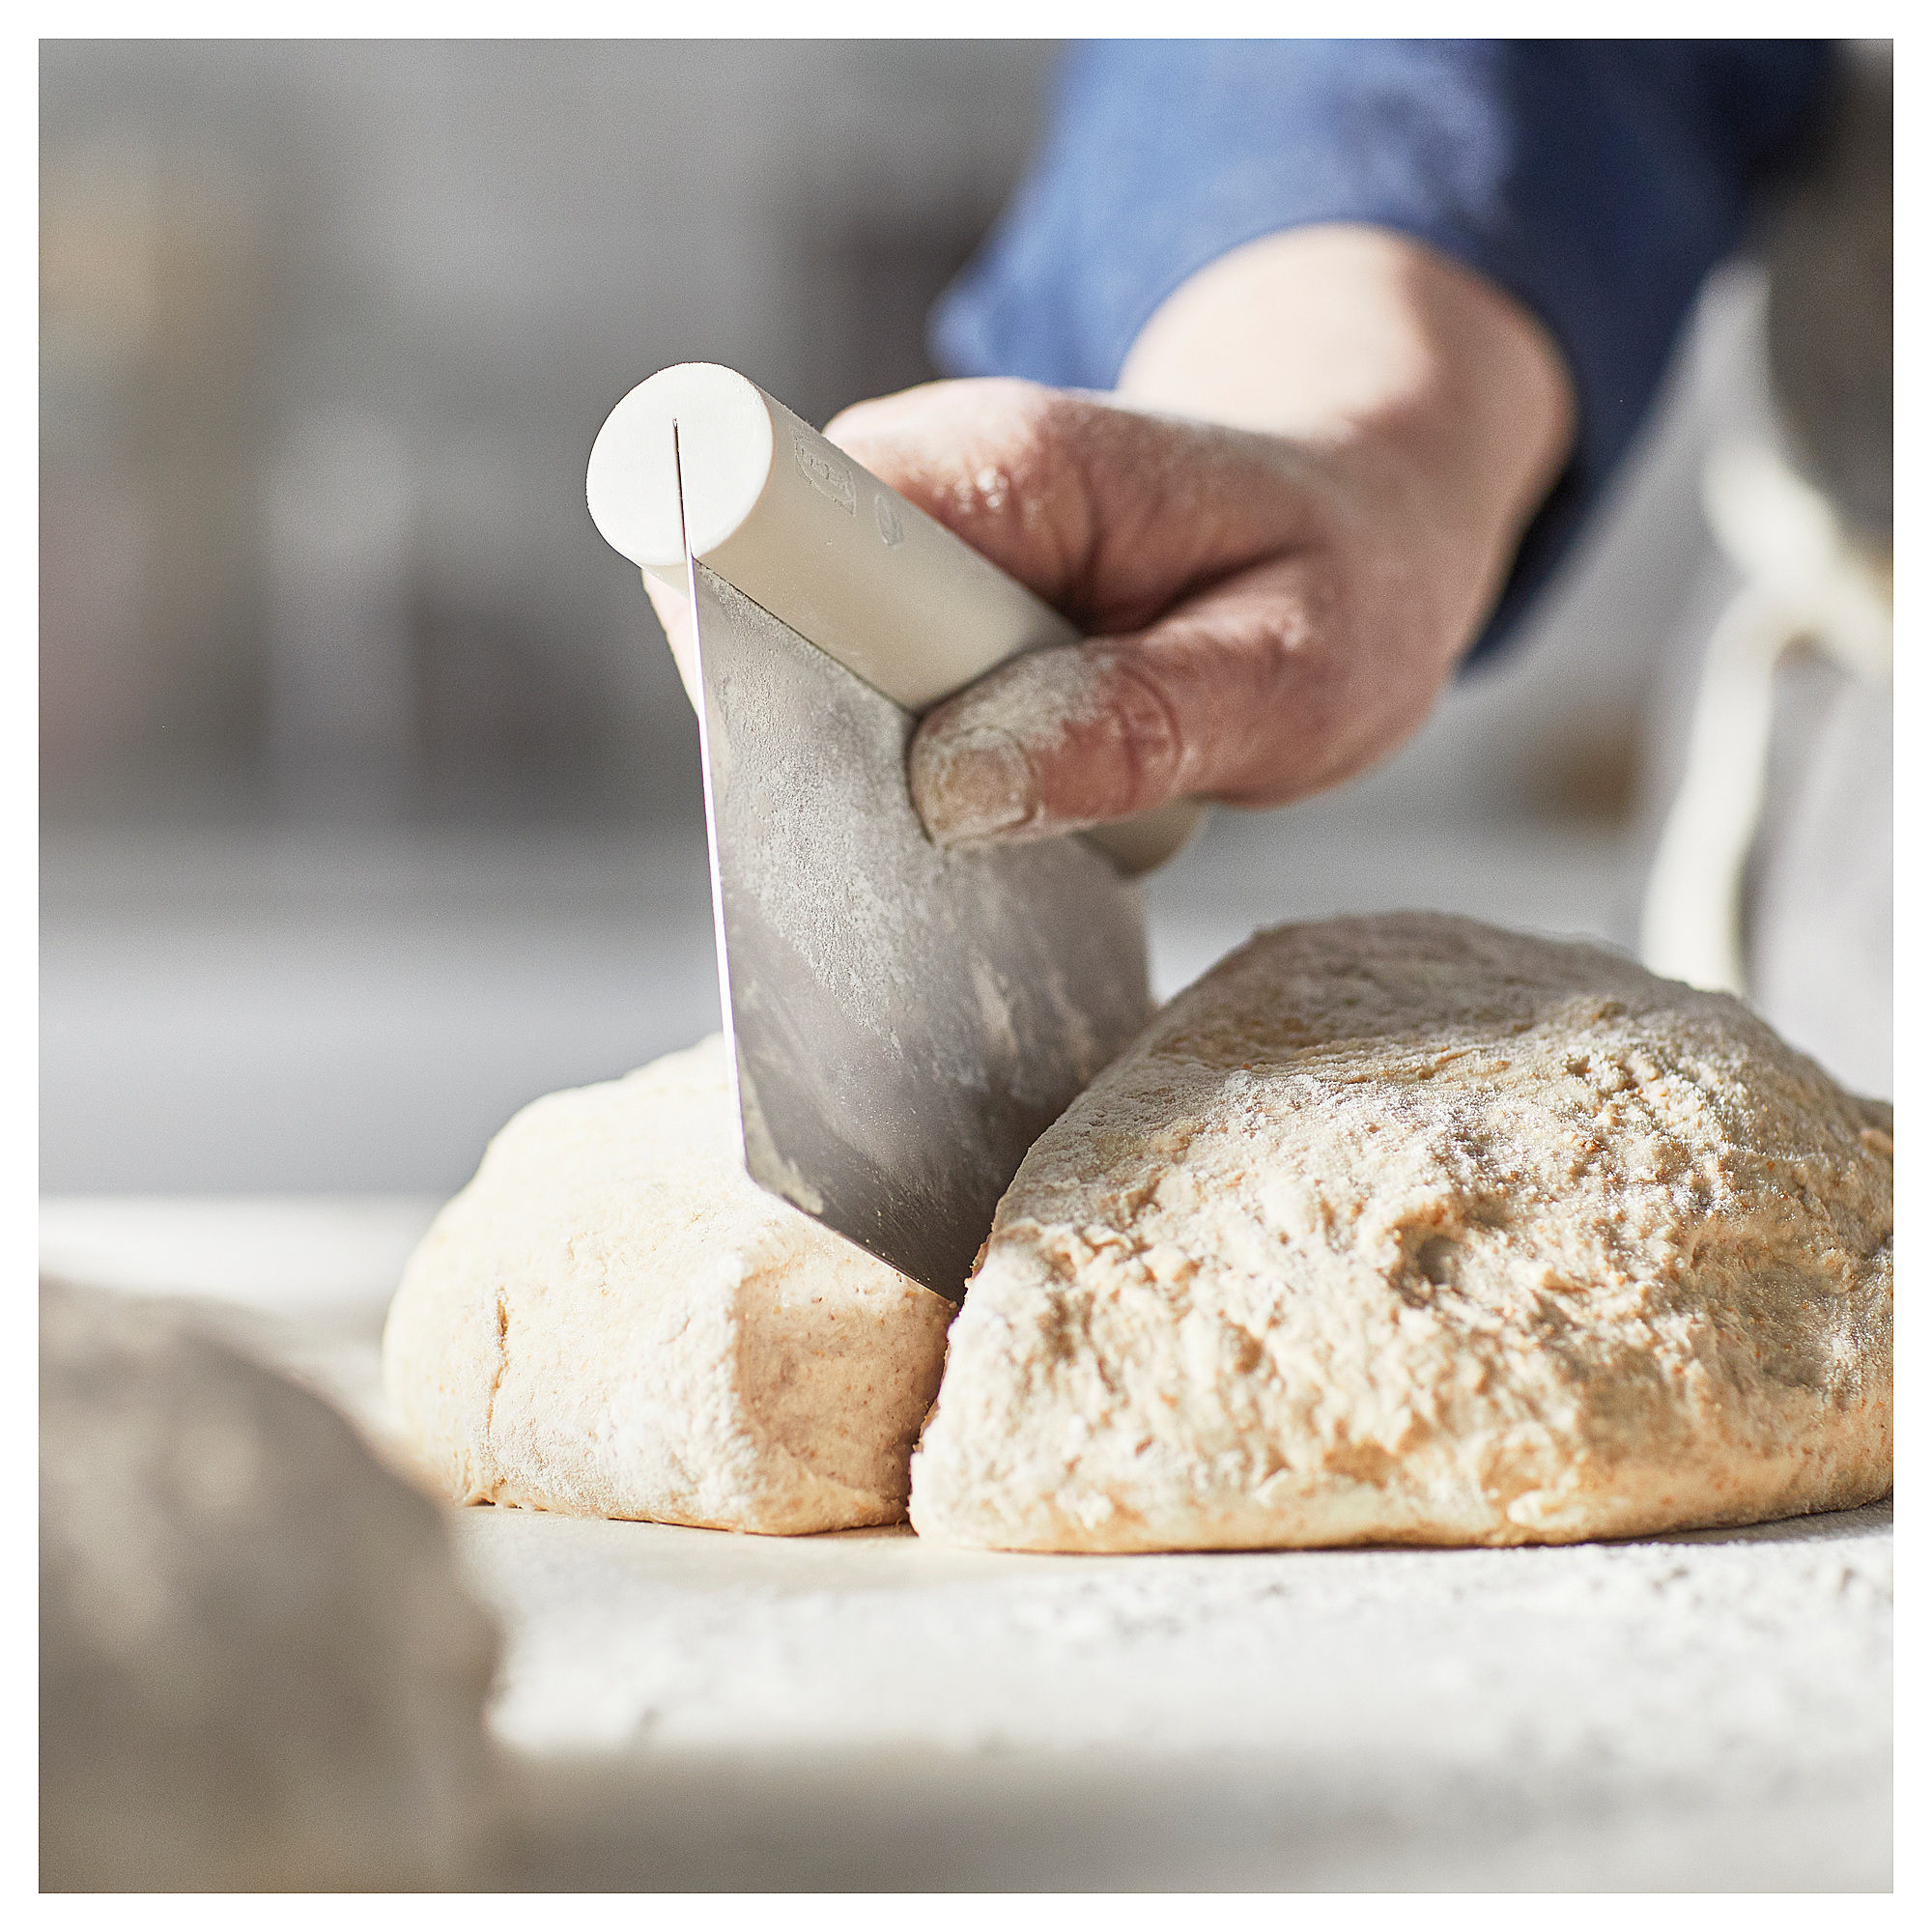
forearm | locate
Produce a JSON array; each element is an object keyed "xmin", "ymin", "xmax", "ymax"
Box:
[{"xmin": 1117, "ymin": 224, "xmax": 1576, "ymax": 669}]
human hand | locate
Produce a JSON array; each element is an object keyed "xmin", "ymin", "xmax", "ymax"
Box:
[{"xmin": 823, "ymin": 226, "xmax": 1575, "ymax": 847}]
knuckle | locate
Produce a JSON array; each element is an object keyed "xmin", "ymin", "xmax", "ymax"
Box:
[
  {"xmin": 982, "ymin": 384, "xmax": 1068, "ymax": 500},
  {"xmin": 1099, "ymin": 650, "xmax": 1188, "ymax": 810}
]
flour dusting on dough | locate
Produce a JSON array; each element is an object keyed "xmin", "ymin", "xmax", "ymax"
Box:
[
  {"xmin": 384, "ymin": 1037, "xmax": 952, "ymax": 1535},
  {"xmin": 911, "ymin": 912, "xmax": 1893, "ymax": 1552}
]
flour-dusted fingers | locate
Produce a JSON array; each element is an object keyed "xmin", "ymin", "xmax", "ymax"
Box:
[
  {"xmin": 905, "ymin": 545, "xmax": 1456, "ymax": 846},
  {"xmin": 826, "ymin": 379, "xmax": 1326, "ymax": 630}
]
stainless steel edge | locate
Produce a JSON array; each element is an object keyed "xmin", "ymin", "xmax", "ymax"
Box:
[{"xmin": 682, "ymin": 554, "xmax": 1152, "ymax": 1299}]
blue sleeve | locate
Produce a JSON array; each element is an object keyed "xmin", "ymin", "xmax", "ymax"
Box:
[{"xmin": 932, "ymin": 39, "xmax": 1833, "ymax": 661}]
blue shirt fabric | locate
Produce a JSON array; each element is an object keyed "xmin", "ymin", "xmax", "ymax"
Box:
[{"xmin": 932, "ymin": 39, "xmax": 1833, "ymax": 661}]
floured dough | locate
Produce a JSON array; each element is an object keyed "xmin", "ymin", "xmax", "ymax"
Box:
[
  {"xmin": 384, "ymin": 1037, "xmax": 952, "ymax": 1534},
  {"xmin": 911, "ymin": 913, "xmax": 1892, "ymax": 1551},
  {"xmin": 41, "ymin": 1283, "xmax": 500, "ymax": 1889}
]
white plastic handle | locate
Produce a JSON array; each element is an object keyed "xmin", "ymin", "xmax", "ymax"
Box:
[{"xmin": 586, "ymin": 363, "xmax": 1201, "ymax": 874}]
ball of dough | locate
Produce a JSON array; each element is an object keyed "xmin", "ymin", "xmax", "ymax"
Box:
[
  {"xmin": 384, "ymin": 1037, "xmax": 953, "ymax": 1534},
  {"xmin": 910, "ymin": 913, "xmax": 1892, "ymax": 1551},
  {"xmin": 40, "ymin": 1283, "xmax": 501, "ymax": 1890}
]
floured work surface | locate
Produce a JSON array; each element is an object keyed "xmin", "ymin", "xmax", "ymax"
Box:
[
  {"xmin": 41, "ymin": 1200, "xmax": 1892, "ymax": 1889},
  {"xmin": 461, "ymin": 1502, "xmax": 1893, "ymax": 1891}
]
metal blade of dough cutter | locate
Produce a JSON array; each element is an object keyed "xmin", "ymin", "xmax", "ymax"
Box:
[{"xmin": 673, "ymin": 429, "xmax": 1151, "ymax": 1299}]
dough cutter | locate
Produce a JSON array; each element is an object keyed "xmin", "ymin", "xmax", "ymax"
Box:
[{"xmin": 585, "ymin": 364, "xmax": 1196, "ymax": 1298}]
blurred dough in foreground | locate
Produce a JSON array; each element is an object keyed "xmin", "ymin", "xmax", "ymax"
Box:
[
  {"xmin": 40, "ymin": 1283, "xmax": 499, "ymax": 1890},
  {"xmin": 912, "ymin": 913, "xmax": 1892, "ymax": 1552},
  {"xmin": 384, "ymin": 1037, "xmax": 952, "ymax": 1534}
]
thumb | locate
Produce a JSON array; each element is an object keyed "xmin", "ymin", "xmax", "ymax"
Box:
[
  {"xmin": 909, "ymin": 637, "xmax": 1192, "ymax": 846},
  {"xmin": 909, "ymin": 550, "xmax": 1395, "ymax": 844}
]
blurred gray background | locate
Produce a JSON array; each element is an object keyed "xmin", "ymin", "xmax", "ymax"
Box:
[{"xmin": 42, "ymin": 40, "xmax": 1767, "ymax": 1195}]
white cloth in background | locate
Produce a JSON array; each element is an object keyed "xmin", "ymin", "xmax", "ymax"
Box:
[{"xmin": 1748, "ymin": 667, "xmax": 1892, "ymax": 1099}]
